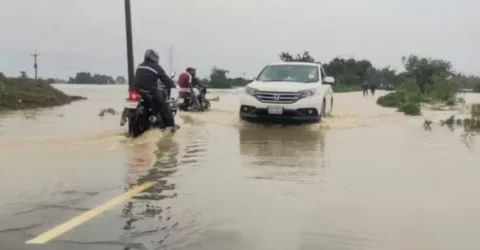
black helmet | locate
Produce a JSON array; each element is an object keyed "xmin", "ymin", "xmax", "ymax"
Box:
[{"xmin": 144, "ymin": 49, "xmax": 159, "ymax": 63}]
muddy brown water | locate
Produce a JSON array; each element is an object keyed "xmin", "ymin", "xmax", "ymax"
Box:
[{"xmin": 0, "ymin": 84, "xmax": 479, "ymax": 250}]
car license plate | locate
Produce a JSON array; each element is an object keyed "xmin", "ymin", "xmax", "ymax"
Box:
[
  {"xmin": 267, "ymin": 106, "xmax": 283, "ymax": 115},
  {"xmin": 124, "ymin": 101, "xmax": 138, "ymax": 109}
]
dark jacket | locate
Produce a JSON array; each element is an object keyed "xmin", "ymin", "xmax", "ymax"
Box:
[
  {"xmin": 192, "ymin": 76, "xmax": 206, "ymax": 89},
  {"xmin": 133, "ymin": 59, "xmax": 175, "ymax": 92}
]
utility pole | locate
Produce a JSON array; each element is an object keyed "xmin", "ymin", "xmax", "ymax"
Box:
[
  {"xmin": 31, "ymin": 51, "xmax": 39, "ymax": 80},
  {"xmin": 168, "ymin": 46, "xmax": 174, "ymax": 74},
  {"xmin": 124, "ymin": 0, "xmax": 135, "ymax": 89}
]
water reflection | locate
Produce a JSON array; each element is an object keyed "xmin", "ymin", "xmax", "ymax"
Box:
[
  {"xmin": 238, "ymin": 126, "xmax": 326, "ymax": 182},
  {"xmin": 121, "ymin": 136, "xmax": 181, "ymax": 249}
]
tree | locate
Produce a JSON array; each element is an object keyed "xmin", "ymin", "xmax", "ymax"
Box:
[
  {"xmin": 209, "ymin": 67, "xmax": 230, "ymax": 89},
  {"xmin": 20, "ymin": 71, "xmax": 28, "ymax": 79},
  {"xmin": 401, "ymin": 55, "xmax": 453, "ymax": 94},
  {"xmin": 473, "ymin": 82, "xmax": 480, "ymax": 93},
  {"xmin": 116, "ymin": 76, "xmax": 126, "ymax": 84},
  {"xmin": 452, "ymin": 74, "xmax": 480, "ymax": 90},
  {"xmin": 0, "ymin": 72, "xmax": 6, "ymax": 82},
  {"xmin": 198, "ymin": 67, "xmax": 251, "ymax": 89},
  {"xmin": 323, "ymin": 57, "xmax": 375, "ymax": 85},
  {"xmin": 68, "ymin": 72, "xmax": 115, "ymax": 84},
  {"xmin": 279, "ymin": 52, "xmax": 294, "ymax": 62},
  {"xmin": 279, "ymin": 51, "xmax": 315, "ymax": 62}
]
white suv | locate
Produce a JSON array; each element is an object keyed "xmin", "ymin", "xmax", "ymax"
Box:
[{"xmin": 239, "ymin": 61, "xmax": 334, "ymax": 122}]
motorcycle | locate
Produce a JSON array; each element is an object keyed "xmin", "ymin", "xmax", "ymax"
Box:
[
  {"xmin": 120, "ymin": 73, "xmax": 178, "ymax": 138},
  {"xmin": 177, "ymin": 85, "xmax": 211, "ymax": 111}
]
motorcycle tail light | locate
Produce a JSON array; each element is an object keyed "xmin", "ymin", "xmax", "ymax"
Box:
[{"xmin": 128, "ymin": 89, "xmax": 140, "ymax": 101}]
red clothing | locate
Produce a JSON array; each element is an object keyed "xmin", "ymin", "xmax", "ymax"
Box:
[{"xmin": 178, "ymin": 72, "xmax": 192, "ymax": 88}]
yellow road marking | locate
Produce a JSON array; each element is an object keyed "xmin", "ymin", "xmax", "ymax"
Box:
[{"xmin": 26, "ymin": 181, "xmax": 155, "ymax": 244}]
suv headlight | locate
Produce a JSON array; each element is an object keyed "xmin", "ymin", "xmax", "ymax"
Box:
[
  {"xmin": 299, "ymin": 88, "xmax": 317, "ymax": 98},
  {"xmin": 245, "ymin": 86, "xmax": 258, "ymax": 96}
]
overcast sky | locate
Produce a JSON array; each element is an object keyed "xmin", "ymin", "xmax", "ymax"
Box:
[{"xmin": 1, "ymin": 0, "xmax": 479, "ymax": 79}]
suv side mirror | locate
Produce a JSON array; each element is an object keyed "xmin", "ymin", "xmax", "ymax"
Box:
[{"xmin": 323, "ymin": 76, "xmax": 335, "ymax": 84}]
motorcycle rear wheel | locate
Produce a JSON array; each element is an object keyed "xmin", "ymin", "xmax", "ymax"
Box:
[{"xmin": 128, "ymin": 113, "xmax": 148, "ymax": 138}]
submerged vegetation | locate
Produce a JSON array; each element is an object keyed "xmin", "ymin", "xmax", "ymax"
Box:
[
  {"xmin": 425, "ymin": 104, "xmax": 480, "ymax": 150},
  {"xmin": 0, "ymin": 73, "xmax": 85, "ymax": 111},
  {"xmin": 377, "ymin": 55, "xmax": 462, "ymax": 115}
]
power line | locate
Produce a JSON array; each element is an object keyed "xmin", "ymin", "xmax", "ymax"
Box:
[{"xmin": 31, "ymin": 51, "xmax": 39, "ymax": 80}]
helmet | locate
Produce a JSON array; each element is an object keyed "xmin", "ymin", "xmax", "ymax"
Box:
[{"xmin": 144, "ymin": 49, "xmax": 159, "ymax": 63}]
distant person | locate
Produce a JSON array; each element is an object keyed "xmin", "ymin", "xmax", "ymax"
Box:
[
  {"xmin": 133, "ymin": 49, "xmax": 178, "ymax": 131},
  {"xmin": 370, "ymin": 83, "xmax": 377, "ymax": 95},
  {"xmin": 362, "ymin": 82, "xmax": 369, "ymax": 96}
]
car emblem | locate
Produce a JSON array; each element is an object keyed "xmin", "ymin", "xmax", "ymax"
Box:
[{"xmin": 273, "ymin": 94, "xmax": 280, "ymax": 100}]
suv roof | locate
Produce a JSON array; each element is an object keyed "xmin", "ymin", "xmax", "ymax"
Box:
[{"xmin": 269, "ymin": 61, "xmax": 322, "ymax": 66}]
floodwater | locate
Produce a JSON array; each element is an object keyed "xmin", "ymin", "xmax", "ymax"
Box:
[{"xmin": 0, "ymin": 84, "xmax": 479, "ymax": 250}]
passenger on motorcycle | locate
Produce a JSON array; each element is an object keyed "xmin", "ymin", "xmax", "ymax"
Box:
[
  {"xmin": 178, "ymin": 68, "xmax": 199, "ymax": 95},
  {"xmin": 133, "ymin": 49, "xmax": 178, "ymax": 131},
  {"xmin": 178, "ymin": 67, "xmax": 202, "ymax": 108}
]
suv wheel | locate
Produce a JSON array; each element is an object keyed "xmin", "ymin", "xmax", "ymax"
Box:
[
  {"xmin": 330, "ymin": 98, "xmax": 334, "ymax": 113},
  {"xmin": 320, "ymin": 99, "xmax": 326, "ymax": 119}
]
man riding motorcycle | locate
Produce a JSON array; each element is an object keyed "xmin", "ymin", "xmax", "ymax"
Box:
[
  {"xmin": 133, "ymin": 49, "xmax": 179, "ymax": 131},
  {"xmin": 190, "ymin": 68, "xmax": 208, "ymax": 96},
  {"xmin": 178, "ymin": 67, "xmax": 207, "ymax": 110},
  {"xmin": 178, "ymin": 67, "xmax": 200, "ymax": 108}
]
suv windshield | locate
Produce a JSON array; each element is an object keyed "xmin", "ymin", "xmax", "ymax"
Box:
[{"xmin": 256, "ymin": 64, "xmax": 319, "ymax": 83}]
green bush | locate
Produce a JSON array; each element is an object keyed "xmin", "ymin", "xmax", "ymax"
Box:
[
  {"xmin": 429, "ymin": 75, "xmax": 458, "ymax": 105},
  {"xmin": 398, "ymin": 102, "xmax": 421, "ymax": 116},
  {"xmin": 377, "ymin": 92, "xmax": 405, "ymax": 107},
  {"xmin": 377, "ymin": 76, "xmax": 458, "ymax": 115},
  {"xmin": 474, "ymin": 83, "xmax": 480, "ymax": 93},
  {"xmin": 0, "ymin": 81, "xmax": 5, "ymax": 95}
]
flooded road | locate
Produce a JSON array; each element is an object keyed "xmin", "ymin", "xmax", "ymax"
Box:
[{"xmin": 1, "ymin": 85, "xmax": 480, "ymax": 250}]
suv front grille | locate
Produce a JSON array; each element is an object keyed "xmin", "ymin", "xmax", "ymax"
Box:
[{"xmin": 255, "ymin": 91, "xmax": 302, "ymax": 104}]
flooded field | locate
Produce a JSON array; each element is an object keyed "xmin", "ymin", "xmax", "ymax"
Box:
[{"xmin": 0, "ymin": 84, "xmax": 479, "ymax": 250}]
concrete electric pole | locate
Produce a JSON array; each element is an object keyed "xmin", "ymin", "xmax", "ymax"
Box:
[
  {"xmin": 31, "ymin": 51, "xmax": 39, "ymax": 80},
  {"xmin": 124, "ymin": 0, "xmax": 135, "ymax": 89}
]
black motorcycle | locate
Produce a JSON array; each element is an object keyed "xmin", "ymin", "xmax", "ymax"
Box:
[{"xmin": 120, "ymin": 75, "xmax": 178, "ymax": 138}]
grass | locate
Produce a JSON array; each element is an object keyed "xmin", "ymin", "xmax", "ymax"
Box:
[{"xmin": 0, "ymin": 79, "xmax": 85, "ymax": 111}]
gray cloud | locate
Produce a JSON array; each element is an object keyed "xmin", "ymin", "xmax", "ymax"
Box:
[{"xmin": 1, "ymin": 0, "xmax": 479, "ymax": 79}]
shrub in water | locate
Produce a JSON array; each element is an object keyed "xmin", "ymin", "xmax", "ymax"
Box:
[
  {"xmin": 398, "ymin": 102, "xmax": 421, "ymax": 116},
  {"xmin": 377, "ymin": 93, "xmax": 397, "ymax": 107}
]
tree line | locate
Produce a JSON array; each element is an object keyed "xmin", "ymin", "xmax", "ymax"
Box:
[
  {"xmin": 3, "ymin": 51, "xmax": 480, "ymax": 93},
  {"xmin": 0, "ymin": 71, "xmax": 59, "ymax": 84},
  {"xmin": 201, "ymin": 51, "xmax": 480, "ymax": 92},
  {"xmin": 68, "ymin": 72, "xmax": 126, "ymax": 84}
]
